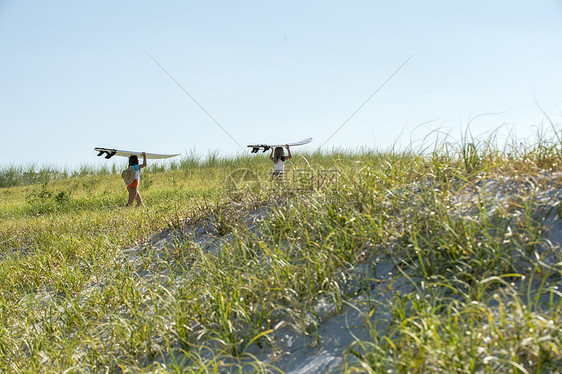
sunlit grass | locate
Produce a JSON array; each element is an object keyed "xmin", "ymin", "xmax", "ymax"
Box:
[{"xmin": 0, "ymin": 131, "xmax": 561, "ymax": 372}]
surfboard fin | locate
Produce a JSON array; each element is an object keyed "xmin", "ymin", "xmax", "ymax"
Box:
[
  {"xmin": 98, "ymin": 150, "xmax": 117, "ymax": 159},
  {"xmin": 249, "ymin": 144, "xmax": 272, "ymax": 153},
  {"xmin": 96, "ymin": 148, "xmax": 117, "ymax": 159}
]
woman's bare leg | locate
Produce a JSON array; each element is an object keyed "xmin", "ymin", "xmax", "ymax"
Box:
[
  {"xmin": 135, "ymin": 191, "xmax": 143, "ymax": 207},
  {"xmin": 127, "ymin": 187, "xmax": 137, "ymax": 206}
]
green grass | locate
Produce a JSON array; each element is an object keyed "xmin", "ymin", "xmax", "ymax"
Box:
[{"xmin": 0, "ymin": 134, "xmax": 561, "ymax": 373}]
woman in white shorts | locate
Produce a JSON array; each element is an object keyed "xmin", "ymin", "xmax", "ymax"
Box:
[{"xmin": 269, "ymin": 144, "xmax": 292, "ymax": 178}]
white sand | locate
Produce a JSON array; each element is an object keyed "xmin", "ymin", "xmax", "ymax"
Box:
[{"xmin": 108, "ymin": 172, "xmax": 562, "ymax": 372}]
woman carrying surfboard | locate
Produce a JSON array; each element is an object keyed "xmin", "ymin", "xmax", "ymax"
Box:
[
  {"xmin": 125, "ymin": 152, "xmax": 147, "ymax": 207},
  {"xmin": 270, "ymin": 145, "xmax": 292, "ymax": 177}
]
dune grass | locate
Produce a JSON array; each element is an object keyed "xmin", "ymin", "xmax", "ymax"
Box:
[{"xmin": 0, "ymin": 134, "xmax": 561, "ymax": 372}]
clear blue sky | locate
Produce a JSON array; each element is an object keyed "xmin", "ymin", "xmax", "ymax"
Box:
[{"xmin": 1, "ymin": 1, "xmax": 561, "ymax": 168}]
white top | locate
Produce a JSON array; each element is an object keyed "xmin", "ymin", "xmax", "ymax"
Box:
[
  {"xmin": 134, "ymin": 165, "xmax": 140, "ymax": 180},
  {"xmin": 273, "ymin": 156, "xmax": 286, "ymax": 173}
]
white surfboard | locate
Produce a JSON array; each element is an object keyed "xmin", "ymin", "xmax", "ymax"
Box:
[
  {"xmin": 94, "ymin": 147, "xmax": 180, "ymax": 160},
  {"xmin": 247, "ymin": 137, "xmax": 312, "ymax": 153}
]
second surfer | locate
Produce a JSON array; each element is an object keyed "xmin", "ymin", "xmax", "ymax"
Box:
[{"xmin": 270, "ymin": 145, "xmax": 292, "ymax": 178}]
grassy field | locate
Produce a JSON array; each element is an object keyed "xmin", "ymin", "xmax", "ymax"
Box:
[{"xmin": 0, "ymin": 136, "xmax": 561, "ymax": 373}]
